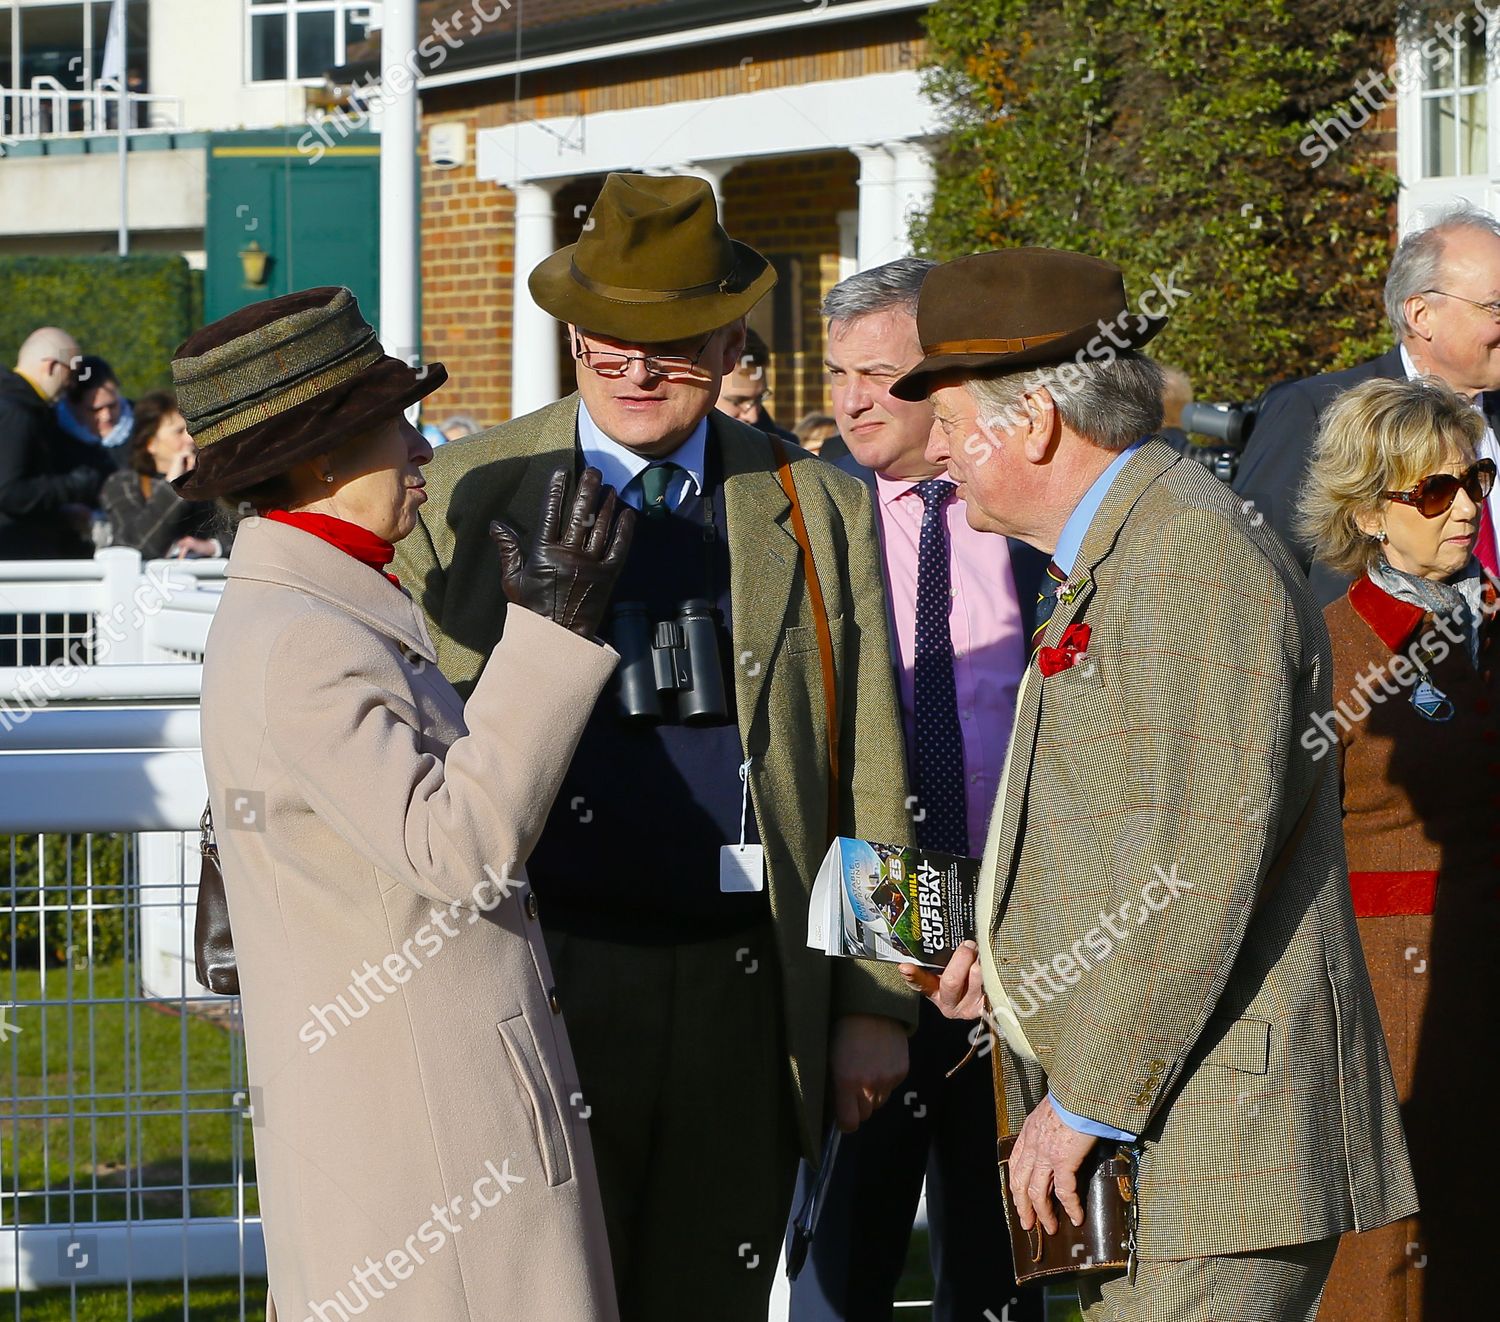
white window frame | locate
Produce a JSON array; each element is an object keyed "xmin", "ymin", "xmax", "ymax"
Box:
[
  {"xmin": 245, "ymin": 0, "xmax": 374, "ymax": 86},
  {"xmin": 1396, "ymin": 9, "xmax": 1500, "ymax": 235}
]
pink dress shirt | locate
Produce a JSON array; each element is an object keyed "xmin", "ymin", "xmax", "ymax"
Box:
[{"xmin": 873, "ymin": 471, "xmax": 1028, "ymax": 853}]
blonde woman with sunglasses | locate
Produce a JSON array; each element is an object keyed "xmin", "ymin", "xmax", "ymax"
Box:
[{"xmin": 1298, "ymin": 374, "xmax": 1497, "ymax": 1322}]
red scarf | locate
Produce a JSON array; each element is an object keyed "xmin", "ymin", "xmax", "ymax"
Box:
[{"xmin": 266, "ymin": 510, "xmax": 400, "ymax": 587}]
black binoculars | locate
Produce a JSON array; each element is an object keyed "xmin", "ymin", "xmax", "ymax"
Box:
[{"xmin": 611, "ymin": 599, "xmax": 728, "ymax": 725}]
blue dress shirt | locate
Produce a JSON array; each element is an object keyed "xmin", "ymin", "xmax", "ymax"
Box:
[
  {"xmin": 576, "ymin": 401, "xmax": 707, "ymax": 513},
  {"xmin": 1044, "ymin": 439, "xmax": 1145, "ymax": 1145}
]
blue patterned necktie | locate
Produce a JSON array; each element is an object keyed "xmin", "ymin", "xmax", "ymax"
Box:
[
  {"xmin": 1030, "ymin": 559, "xmax": 1066, "ymax": 658},
  {"xmin": 912, "ymin": 478, "xmax": 967, "ymax": 855}
]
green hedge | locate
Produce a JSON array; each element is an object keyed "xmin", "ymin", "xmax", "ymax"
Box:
[
  {"xmin": 2, "ymin": 835, "xmax": 128, "ymax": 970},
  {"xmin": 0, "ymin": 256, "xmax": 201, "ymax": 398},
  {"xmin": 914, "ymin": 0, "xmax": 1401, "ymax": 400}
]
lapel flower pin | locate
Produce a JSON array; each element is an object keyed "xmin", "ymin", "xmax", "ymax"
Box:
[{"xmin": 1037, "ymin": 622, "xmax": 1091, "ymax": 678}]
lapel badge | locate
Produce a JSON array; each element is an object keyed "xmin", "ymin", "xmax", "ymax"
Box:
[{"xmin": 1057, "ymin": 576, "xmax": 1087, "ymax": 607}]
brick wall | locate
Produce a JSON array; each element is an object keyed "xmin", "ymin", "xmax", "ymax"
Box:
[
  {"xmin": 418, "ymin": 16, "xmax": 924, "ymax": 423},
  {"xmin": 419, "ymin": 110, "xmax": 512, "ymax": 428}
]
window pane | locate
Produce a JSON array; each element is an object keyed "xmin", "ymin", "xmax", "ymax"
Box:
[
  {"xmin": 1425, "ymin": 96, "xmax": 1456, "ymax": 177},
  {"xmin": 1461, "ymin": 26, "xmax": 1488, "ymax": 87},
  {"xmin": 296, "ymin": 10, "xmax": 336, "ymax": 79},
  {"xmin": 250, "ymin": 13, "xmax": 287, "ymax": 82},
  {"xmin": 1461, "ymin": 89, "xmax": 1488, "ymax": 174},
  {"xmin": 1424, "ymin": 36, "xmax": 1456, "ymax": 90},
  {"xmin": 344, "ymin": 7, "xmax": 373, "ymax": 61}
]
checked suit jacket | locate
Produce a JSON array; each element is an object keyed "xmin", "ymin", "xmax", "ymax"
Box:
[
  {"xmin": 980, "ymin": 440, "xmax": 1418, "ymax": 1261},
  {"xmin": 393, "ymin": 394, "xmax": 919, "ymax": 1161}
]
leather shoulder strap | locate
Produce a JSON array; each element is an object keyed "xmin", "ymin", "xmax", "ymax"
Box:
[{"xmin": 768, "ymin": 436, "xmax": 839, "ymax": 841}]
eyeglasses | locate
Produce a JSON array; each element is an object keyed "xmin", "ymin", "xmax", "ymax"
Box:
[
  {"xmin": 720, "ymin": 387, "xmax": 772, "ymax": 412},
  {"xmin": 571, "ymin": 331, "xmax": 715, "ymax": 382},
  {"xmin": 1420, "ymin": 289, "xmax": 1500, "ymax": 324},
  {"xmin": 1382, "ymin": 458, "xmax": 1496, "ymax": 517}
]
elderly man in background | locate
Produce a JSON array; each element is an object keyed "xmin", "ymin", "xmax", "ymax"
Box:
[
  {"xmin": 899, "ymin": 247, "xmax": 1417, "ymax": 1321},
  {"xmin": 789, "ymin": 256, "xmax": 1045, "ymax": 1322},
  {"xmin": 396, "ymin": 172, "xmax": 915, "ymax": 1322},
  {"xmin": 1236, "ymin": 202, "xmax": 1500, "ymax": 603},
  {"xmin": 0, "ymin": 327, "xmax": 111, "ymax": 560}
]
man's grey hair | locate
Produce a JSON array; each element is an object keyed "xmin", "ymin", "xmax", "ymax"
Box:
[
  {"xmin": 964, "ymin": 351, "xmax": 1166, "ymax": 452},
  {"xmin": 822, "ymin": 257, "xmax": 936, "ymax": 325},
  {"xmin": 1385, "ymin": 201, "xmax": 1500, "ymax": 340}
]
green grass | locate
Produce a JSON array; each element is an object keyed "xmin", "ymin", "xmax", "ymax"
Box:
[
  {"xmin": 0, "ymin": 962, "xmax": 1084, "ymax": 1320},
  {"xmin": 0, "ymin": 1278, "xmax": 263, "ymax": 1320},
  {"xmin": 2, "ymin": 960, "xmax": 256, "ymax": 1224}
]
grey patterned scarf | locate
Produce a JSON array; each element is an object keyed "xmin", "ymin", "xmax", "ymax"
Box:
[{"xmin": 1367, "ymin": 556, "xmax": 1489, "ymax": 667}]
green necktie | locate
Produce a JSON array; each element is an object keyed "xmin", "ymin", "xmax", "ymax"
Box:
[{"xmin": 638, "ymin": 462, "xmax": 680, "ymax": 519}]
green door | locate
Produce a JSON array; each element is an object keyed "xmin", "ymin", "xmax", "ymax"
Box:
[{"xmin": 204, "ymin": 130, "xmax": 383, "ymax": 332}]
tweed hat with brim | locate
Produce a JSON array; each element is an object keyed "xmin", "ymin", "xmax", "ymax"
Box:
[
  {"xmin": 170, "ymin": 287, "xmax": 447, "ymax": 501},
  {"xmin": 528, "ymin": 172, "xmax": 776, "ymax": 343},
  {"xmin": 891, "ymin": 248, "xmax": 1167, "ymax": 401}
]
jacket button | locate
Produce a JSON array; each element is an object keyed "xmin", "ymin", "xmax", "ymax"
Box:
[
  {"xmin": 525, "ymin": 892, "xmax": 539, "ymax": 920},
  {"xmin": 548, "ymin": 988, "xmax": 561, "ymax": 1014}
]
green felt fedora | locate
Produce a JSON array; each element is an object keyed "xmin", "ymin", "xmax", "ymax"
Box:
[{"xmin": 528, "ymin": 172, "xmax": 776, "ymax": 343}]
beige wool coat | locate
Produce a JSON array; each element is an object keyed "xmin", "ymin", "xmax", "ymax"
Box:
[{"xmin": 199, "ymin": 516, "xmax": 621, "ymax": 1322}]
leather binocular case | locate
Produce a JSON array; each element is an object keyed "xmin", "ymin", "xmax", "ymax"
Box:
[{"xmin": 996, "ymin": 1132, "xmax": 1135, "ymax": 1285}]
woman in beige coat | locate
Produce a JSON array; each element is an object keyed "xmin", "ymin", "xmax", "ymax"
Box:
[{"xmin": 172, "ymin": 288, "xmax": 633, "ymax": 1322}]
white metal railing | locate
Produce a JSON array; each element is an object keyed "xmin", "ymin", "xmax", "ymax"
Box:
[
  {"xmin": 0, "ymin": 79, "xmax": 184, "ymax": 143},
  {"xmin": 0, "ymin": 548, "xmax": 222, "ymax": 670},
  {"xmin": 0, "ymin": 556, "xmax": 261, "ymax": 1298}
]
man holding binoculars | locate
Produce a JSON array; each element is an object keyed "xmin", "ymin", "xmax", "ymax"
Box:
[{"xmin": 395, "ymin": 172, "xmax": 917, "ymax": 1321}]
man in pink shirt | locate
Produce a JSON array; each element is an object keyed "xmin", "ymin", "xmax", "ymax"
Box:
[{"xmin": 789, "ymin": 259, "xmax": 1047, "ymax": 1322}]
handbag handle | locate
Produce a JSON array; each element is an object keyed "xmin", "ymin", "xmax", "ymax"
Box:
[
  {"xmin": 767, "ymin": 436, "xmax": 840, "ymax": 842},
  {"xmin": 194, "ymin": 804, "xmax": 241, "ymax": 996}
]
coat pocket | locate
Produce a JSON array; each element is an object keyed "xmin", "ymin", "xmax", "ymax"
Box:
[
  {"xmin": 1199, "ymin": 1016, "xmax": 1272, "ymax": 1075},
  {"xmin": 497, "ymin": 1012, "xmax": 573, "ymax": 1187}
]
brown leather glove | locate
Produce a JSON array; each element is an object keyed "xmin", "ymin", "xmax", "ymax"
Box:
[{"xmin": 489, "ymin": 466, "xmax": 635, "ymax": 638}]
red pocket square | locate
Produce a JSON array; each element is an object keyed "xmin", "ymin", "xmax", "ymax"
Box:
[{"xmin": 1037, "ymin": 622, "xmax": 1091, "ymax": 677}]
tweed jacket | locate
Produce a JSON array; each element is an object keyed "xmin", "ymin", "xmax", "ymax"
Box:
[
  {"xmin": 394, "ymin": 395, "xmax": 918, "ymax": 1159},
  {"xmin": 200, "ymin": 518, "xmax": 620, "ymax": 1321},
  {"xmin": 979, "ymin": 441, "xmax": 1417, "ymax": 1261}
]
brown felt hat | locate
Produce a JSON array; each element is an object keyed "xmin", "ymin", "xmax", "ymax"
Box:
[
  {"xmin": 169, "ymin": 287, "xmax": 446, "ymax": 501},
  {"xmin": 528, "ymin": 172, "xmax": 777, "ymax": 343},
  {"xmin": 891, "ymin": 248, "xmax": 1167, "ymax": 401}
]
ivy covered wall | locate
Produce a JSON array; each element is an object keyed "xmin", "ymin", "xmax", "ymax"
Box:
[{"xmin": 914, "ymin": 0, "xmax": 1403, "ymax": 400}]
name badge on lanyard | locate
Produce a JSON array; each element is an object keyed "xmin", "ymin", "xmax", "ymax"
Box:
[{"xmin": 720, "ymin": 757, "xmax": 765, "ymax": 892}]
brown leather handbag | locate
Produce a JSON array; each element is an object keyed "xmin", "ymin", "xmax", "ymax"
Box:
[
  {"xmin": 992, "ymin": 1054, "xmax": 1136, "ymax": 1284},
  {"xmin": 193, "ymin": 805, "xmax": 240, "ymax": 996}
]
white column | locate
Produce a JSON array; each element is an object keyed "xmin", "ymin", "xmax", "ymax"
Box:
[
  {"xmin": 510, "ymin": 179, "xmax": 562, "ymax": 420},
  {"xmin": 680, "ymin": 158, "xmax": 741, "ymax": 216},
  {"xmin": 852, "ymin": 145, "xmax": 897, "ymax": 272},
  {"xmin": 379, "ymin": 0, "xmax": 420, "ymax": 373},
  {"xmin": 889, "ymin": 139, "xmax": 935, "ymax": 258}
]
